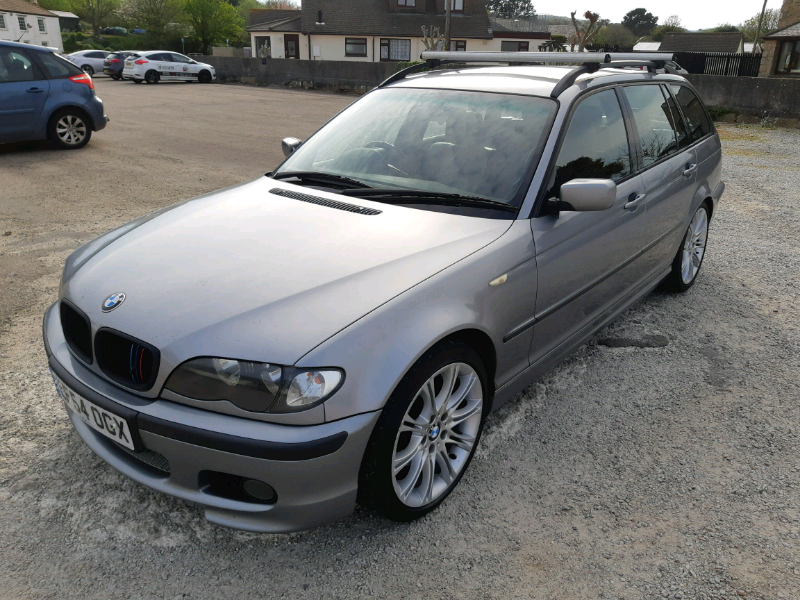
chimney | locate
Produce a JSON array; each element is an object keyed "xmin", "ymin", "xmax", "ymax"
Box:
[{"xmin": 317, "ymin": 10, "xmax": 323, "ymax": 24}]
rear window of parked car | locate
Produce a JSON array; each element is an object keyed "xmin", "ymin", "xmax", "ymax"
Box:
[
  {"xmin": 38, "ymin": 51, "xmax": 83, "ymax": 78},
  {"xmin": 670, "ymin": 84, "xmax": 712, "ymax": 142},
  {"xmin": 622, "ymin": 85, "xmax": 683, "ymax": 168},
  {"xmin": 0, "ymin": 47, "xmax": 36, "ymax": 83}
]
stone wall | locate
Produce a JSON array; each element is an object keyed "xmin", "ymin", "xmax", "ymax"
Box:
[
  {"xmin": 204, "ymin": 57, "xmax": 398, "ymax": 93},
  {"xmin": 687, "ymin": 73, "xmax": 800, "ymax": 122}
]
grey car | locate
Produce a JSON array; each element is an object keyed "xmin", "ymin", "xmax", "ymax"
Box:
[{"xmin": 43, "ymin": 52, "xmax": 723, "ymax": 532}]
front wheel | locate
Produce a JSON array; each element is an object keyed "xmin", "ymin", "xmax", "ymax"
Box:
[
  {"xmin": 663, "ymin": 203, "xmax": 710, "ymax": 292},
  {"xmin": 49, "ymin": 110, "xmax": 92, "ymax": 150},
  {"xmin": 358, "ymin": 340, "xmax": 488, "ymax": 521},
  {"xmin": 132, "ymin": 78, "xmax": 142, "ymax": 84},
  {"xmin": 198, "ymin": 70, "xmax": 212, "ymax": 84}
]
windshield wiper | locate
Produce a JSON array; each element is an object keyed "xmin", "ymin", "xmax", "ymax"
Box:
[
  {"xmin": 271, "ymin": 171, "xmax": 372, "ymax": 189},
  {"xmin": 340, "ymin": 189, "xmax": 519, "ymax": 214}
]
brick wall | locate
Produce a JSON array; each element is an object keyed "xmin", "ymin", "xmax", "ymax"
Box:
[
  {"xmin": 760, "ymin": 0, "xmax": 800, "ymax": 76},
  {"xmin": 778, "ymin": 0, "xmax": 800, "ymax": 27}
]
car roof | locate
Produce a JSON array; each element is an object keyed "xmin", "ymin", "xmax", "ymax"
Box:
[
  {"xmin": 0, "ymin": 40, "xmax": 57, "ymax": 53},
  {"xmin": 387, "ymin": 64, "xmax": 687, "ymax": 98}
]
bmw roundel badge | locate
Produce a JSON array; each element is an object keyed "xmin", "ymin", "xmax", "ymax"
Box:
[{"xmin": 102, "ymin": 292, "xmax": 126, "ymax": 312}]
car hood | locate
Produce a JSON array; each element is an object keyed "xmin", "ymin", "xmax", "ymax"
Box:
[{"xmin": 64, "ymin": 177, "xmax": 512, "ymax": 368}]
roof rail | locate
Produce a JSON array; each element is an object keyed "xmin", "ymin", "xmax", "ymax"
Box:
[
  {"xmin": 419, "ymin": 51, "xmax": 675, "ymax": 64},
  {"xmin": 379, "ymin": 51, "xmax": 679, "ymax": 95}
]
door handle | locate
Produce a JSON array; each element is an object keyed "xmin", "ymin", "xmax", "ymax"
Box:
[
  {"xmin": 683, "ymin": 163, "xmax": 698, "ymax": 177},
  {"xmin": 624, "ymin": 193, "xmax": 646, "ymax": 210},
  {"xmin": 27, "ymin": 87, "xmax": 44, "ymax": 93}
]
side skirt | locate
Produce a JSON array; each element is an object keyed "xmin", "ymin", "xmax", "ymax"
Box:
[{"xmin": 490, "ymin": 265, "xmax": 671, "ymax": 412}]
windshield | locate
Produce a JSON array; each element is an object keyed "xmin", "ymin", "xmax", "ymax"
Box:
[{"xmin": 275, "ymin": 88, "xmax": 556, "ymax": 206}]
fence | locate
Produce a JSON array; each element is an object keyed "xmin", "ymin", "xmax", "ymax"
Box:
[{"xmin": 673, "ymin": 52, "xmax": 762, "ymax": 77}]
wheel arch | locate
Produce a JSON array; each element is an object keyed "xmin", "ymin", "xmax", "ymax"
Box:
[
  {"xmin": 46, "ymin": 105, "xmax": 96, "ymax": 137},
  {"xmin": 437, "ymin": 328, "xmax": 497, "ymax": 398}
]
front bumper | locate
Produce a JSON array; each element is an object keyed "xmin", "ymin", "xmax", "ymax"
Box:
[{"xmin": 43, "ymin": 302, "xmax": 380, "ymax": 532}]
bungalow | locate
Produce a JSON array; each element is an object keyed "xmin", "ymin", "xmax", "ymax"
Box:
[
  {"xmin": 760, "ymin": 0, "xmax": 800, "ymax": 76},
  {"xmin": 0, "ymin": 0, "xmax": 63, "ymax": 51},
  {"xmin": 248, "ymin": 0, "xmax": 550, "ymax": 61}
]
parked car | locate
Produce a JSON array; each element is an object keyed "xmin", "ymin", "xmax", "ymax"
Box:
[
  {"xmin": 44, "ymin": 52, "xmax": 723, "ymax": 532},
  {"xmin": 0, "ymin": 41, "xmax": 108, "ymax": 149},
  {"xmin": 64, "ymin": 49, "xmax": 110, "ymax": 77},
  {"xmin": 103, "ymin": 51, "xmax": 137, "ymax": 80},
  {"xmin": 122, "ymin": 50, "xmax": 216, "ymax": 84}
]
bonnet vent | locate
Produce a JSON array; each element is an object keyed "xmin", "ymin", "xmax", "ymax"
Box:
[{"xmin": 269, "ymin": 188, "xmax": 382, "ymax": 216}]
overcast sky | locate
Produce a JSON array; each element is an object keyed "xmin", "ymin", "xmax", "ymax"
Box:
[{"xmin": 535, "ymin": 0, "xmax": 783, "ymax": 31}]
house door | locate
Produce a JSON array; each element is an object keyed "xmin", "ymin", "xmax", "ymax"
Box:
[{"xmin": 284, "ymin": 34, "xmax": 300, "ymax": 59}]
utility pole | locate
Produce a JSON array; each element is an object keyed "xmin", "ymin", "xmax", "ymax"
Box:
[
  {"xmin": 753, "ymin": 0, "xmax": 769, "ymax": 54},
  {"xmin": 444, "ymin": 0, "xmax": 452, "ymax": 51}
]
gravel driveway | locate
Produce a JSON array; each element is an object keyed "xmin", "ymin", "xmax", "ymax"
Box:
[{"xmin": 1, "ymin": 80, "xmax": 799, "ymax": 600}]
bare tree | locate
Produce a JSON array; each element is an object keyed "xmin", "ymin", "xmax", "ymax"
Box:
[
  {"xmin": 570, "ymin": 10, "xmax": 601, "ymax": 52},
  {"xmin": 73, "ymin": 0, "xmax": 120, "ymax": 35},
  {"xmin": 662, "ymin": 15, "xmax": 681, "ymax": 27},
  {"xmin": 421, "ymin": 25, "xmax": 444, "ymax": 51}
]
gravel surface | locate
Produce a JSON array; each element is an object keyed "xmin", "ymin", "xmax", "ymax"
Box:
[{"xmin": 1, "ymin": 80, "xmax": 799, "ymax": 600}]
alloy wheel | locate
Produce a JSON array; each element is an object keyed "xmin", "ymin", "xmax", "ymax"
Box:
[
  {"xmin": 391, "ymin": 362, "xmax": 483, "ymax": 508},
  {"xmin": 55, "ymin": 115, "xmax": 87, "ymax": 146},
  {"xmin": 681, "ymin": 207, "xmax": 708, "ymax": 285}
]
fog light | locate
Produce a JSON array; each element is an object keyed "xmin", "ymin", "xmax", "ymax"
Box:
[{"xmin": 242, "ymin": 478, "xmax": 276, "ymax": 502}]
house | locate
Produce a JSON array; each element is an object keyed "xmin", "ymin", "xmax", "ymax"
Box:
[
  {"xmin": 247, "ymin": 0, "xmax": 550, "ymax": 62},
  {"xmin": 659, "ymin": 32, "xmax": 744, "ymax": 53},
  {"xmin": 760, "ymin": 0, "xmax": 800, "ymax": 76},
  {"xmin": 490, "ymin": 18, "xmax": 550, "ymax": 52},
  {"xmin": 0, "ymin": 0, "xmax": 63, "ymax": 50},
  {"xmin": 49, "ymin": 9, "xmax": 80, "ymax": 32}
]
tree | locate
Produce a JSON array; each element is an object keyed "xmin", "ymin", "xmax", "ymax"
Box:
[
  {"xmin": 711, "ymin": 23, "xmax": 739, "ymax": 32},
  {"xmin": 185, "ymin": 0, "xmax": 243, "ymax": 54},
  {"xmin": 651, "ymin": 23, "xmax": 685, "ymax": 42},
  {"xmin": 740, "ymin": 8, "xmax": 780, "ymax": 41},
  {"xmin": 594, "ymin": 23, "xmax": 637, "ymax": 48},
  {"xmin": 662, "ymin": 15, "xmax": 681, "ymax": 28},
  {"xmin": 73, "ymin": 0, "xmax": 121, "ymax": 34},
  {"xmin": 38, "ymin": 0, "xmax": 76, "ymax": 12},
  {"xmin": 260, "ymin": 0, "xmax": 297, "ymax": 7},
  {"xmin": 486, "ymin": 0, "xmax": 536, "ymax": 19},
  {"xmin": 570, "ymin": 10, "xmax": 601, "ymax": 52},
  {"xmin": 121, "ymin": 0, "xmax": 184, "ymax": 43},
  {"xmin": 622, "ymin": 8, "xmax": 658, "ymax": 37}
]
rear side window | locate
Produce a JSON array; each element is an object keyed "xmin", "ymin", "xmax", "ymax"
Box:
[
  {"xmin": 548, "ymin": 89, "xmax": 631, "ymax": 198},
  {"xmin": 670, "ymin": 85, "xmax": 712, "ymax": 142},
  {"xmin": 37, "ymin": 51, "xmax": 83, "ymax": 78},
  {"xmin": 0, "ymin": 47, "xmax": 36, "ymax": 82},
  {"xmin": 622, "ymin": 85, "xmax": 680, "ymax": 168}
]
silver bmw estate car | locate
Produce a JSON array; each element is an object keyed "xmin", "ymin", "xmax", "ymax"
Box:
[{"xmin": 44, "ymin": 52, "xmax": 724, "ymax": 532}]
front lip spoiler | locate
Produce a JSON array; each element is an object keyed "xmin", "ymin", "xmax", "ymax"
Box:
[{"xmin": 47, "ymin": 353, "xmax": 348, "ymax": 461}]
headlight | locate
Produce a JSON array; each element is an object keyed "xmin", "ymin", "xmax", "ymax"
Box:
[{"xmin": 164, "ymin": 357, "xmax": 343, "ymax": 414}]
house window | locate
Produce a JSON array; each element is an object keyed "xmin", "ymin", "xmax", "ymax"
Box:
[
  {"xmin": 775, "ymin": 40, "xmax": 800, "ymax": 74},
  {"xmin": 398, "ymin": 0, "xmax": 416, "ymax": 5},
  {"xmin": 0, "ymin": 15, "xmax": 6, "ymax": 29},
  {"xmin": 345, "ymin": 38, "xmax": 367, "ymax": 57},
  {"xmin": 18, "ymin": 15, "xmax": 27, "ymax": 31},
  {"xmin": 454, "ymin": 40, "xmax": 466, "ymax": 51},
  {"xmin": 380, "ymin": 38, "xmax": 411, "ymax": 61},
  {"xmin": 449, "ymin": 0, "xmax": 464, "ymax": 11},
  {"xmin": 38, "ymin": 18, "xmax": 45, "ymax": 32},
  {"xmin": 500, "ymin": 41, "xmax": 529, "ymax": 52}
]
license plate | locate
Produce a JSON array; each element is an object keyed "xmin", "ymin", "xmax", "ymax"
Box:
[{"xmin": 51, "ymin": 370, "xmax": 135, "ymax": 450}]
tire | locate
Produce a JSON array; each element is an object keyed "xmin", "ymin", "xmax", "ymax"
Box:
[
  {"xmin": 198, "ymin": 70, "xmax": 212, "ymax": 84},
  {"xmin": 48, "ymin": 109, "xmax": 92, "ymax": 150},
  {"xmin": 132, "ymin": 78, "xmax": 142, "ymax": 84},
  {"xmin": 112, "ymin": 74, "xmax": 122, "ymax": 81},
  {"xmin": 144, "ymin": 70, "xmax": 159, "ymax": 84},
  {"xmin": 81, "ymin": 65, "xmax": 94, "ymax": 76},
  {"xmin": 358, "ymin": 340, "xmax": 489, "ymax": 522},
  {"xmin": 662, "ymin": 202, "xmax": 711, "ymax": 292}
]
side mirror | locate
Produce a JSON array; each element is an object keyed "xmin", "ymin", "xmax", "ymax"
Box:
[
  {"xmin": 557, "ymin": 179, "xmax": 617, "ymax": 212},
  {"xmin": 281, "ymin": 137, "xmax": 302, "ymax": 157}
]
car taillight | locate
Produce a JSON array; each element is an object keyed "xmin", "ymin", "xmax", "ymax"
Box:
[
  {"xmin": 68, "ymin": 73, "xmax": 94, "ymax": 90},
  {"xmin": 109, "ymin": 58, "xmax": 120, "ymax": 63},
  {"xmin": 134, "ymin": 59, "xmax": 148, "ymax": 65}
]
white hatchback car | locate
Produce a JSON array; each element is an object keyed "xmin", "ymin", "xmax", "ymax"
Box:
[{"xmin": 122, "ymin": 51, "xmax": 216, "ymax": 84}]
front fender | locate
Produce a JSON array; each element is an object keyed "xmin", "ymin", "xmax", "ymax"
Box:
[{"xmin": 299, "ymin": 220, "xmax": 539, "ymax": 423}]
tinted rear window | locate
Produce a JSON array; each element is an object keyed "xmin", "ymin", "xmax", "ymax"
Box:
[
  {"xmin": 670, "ymin": 85, "xmax": 712, "ymax": 142},
  {"xmin": 38, "ymin": 52, "xmax": 83, "ymax": 78}
]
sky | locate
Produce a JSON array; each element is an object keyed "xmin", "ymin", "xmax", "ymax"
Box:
[{"xmin": 534, "ymin": 0, "xmax": 784, "ymax": 31}]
